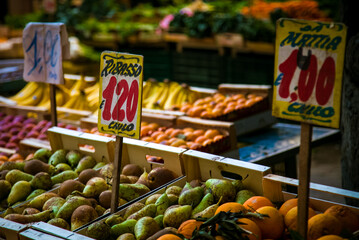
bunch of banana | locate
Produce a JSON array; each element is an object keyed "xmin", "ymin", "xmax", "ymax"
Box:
[
  {"xmin": 143, "ymin": 79, "xmax": 181, "ymax": 109},
  {"xmin": 85, "ymin": 81, "xmax": 100, "ymax": 112},
  {"xmin": 8, "ymin": 82, "xmax": 48, "ymax": 106}
]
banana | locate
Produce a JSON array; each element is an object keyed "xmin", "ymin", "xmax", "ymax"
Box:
[
  {"xmin": 144, "ymin": 82, "xmax": 164, "ymax": 109},
  {"xmin": 9, "ymin": 82, "xmax": 43, "ymax": 102},
  {"xmin": 163, "ymin": 84, "xmax": 183, "ymax": 110},
  {"xmin": 17, "ymin": 85, "xmax": 45, "ymax": 106}
]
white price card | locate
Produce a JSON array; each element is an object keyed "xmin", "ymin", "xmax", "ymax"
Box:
[
  {"xmin": 23, "ymin": 22, "xmax": 70, "ymax": 85},
  {"xmin": 98, "ymin": 51, "xmax": 143, "ymax": 139}
]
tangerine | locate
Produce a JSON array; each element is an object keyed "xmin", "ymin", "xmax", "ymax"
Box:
[
  {"xmin": 243, "ymin": 196, "xmax": 274, "ymax": 211},
  {"xmin": 284, "ymin": 206, "xmax": 316, "ymax": 230},
  {"xmin": 239, "ymin": 218, "xmax": 262, "ymax": 240},
  {"xmin": 307, "ymin": 213, "xmax": 342, "ymax": 240},
  {"xmin": 215, "ymin": 202, "xmax": 247, "ymax": 215},
  {"xmin": 252, "ymin": 206, "xmax": 284, "ymax": 239},
  {"xmin": 204, "ymin": 129, "xmax": 220, "ymax": 139},
  {"xmin": 195, "ymin": 135, "xmax": 208, "ymax": 144},
  {"xmin": 157, "ymin": 234, "xmax": 182, "ymax": 240},
  {"xmin": 317, "ymin": 235, "xmax": 345, "ymax": 240},
  {"xmin": 324, "ymin": 205, "xmax": 359, "ymax": 232}
]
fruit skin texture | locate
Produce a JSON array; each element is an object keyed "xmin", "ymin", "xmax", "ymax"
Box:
[
  {"xmin": 324, "ymin": 205, "xmax": 359, "ymax": 233},
  {"xmin": 215, "ymin": 202, "xmax": 247, "ymax": 215},
  {"xmin": 279, "ymin": 198, "xmax": 298, "ymax": 216},
  {"xmin": 177, "ymin": 219, "xmax": 203, "ymax": 239},
  {"xmin": 252, "ymin": 206, "xmax": 284, "ymax": 240},
  {"xmin": 243, "ymin": 196, "xmax": 274, "ymax": 211},
  {"xmin": 317, "ymin": 235, "xmax": 345, "ymax": 240},
  {"xmin": 307, "ymin": 213, "xmax": 342, "ymax": 240},
  {"xmin": 157, "ymin": 234, "xmax": 182, "ymax": 240},
  {"xmin": 238, "ymin": 218, "xmax": 262, "ymax": 240},
  {"xmin": 284, "ymin": 206, "xmax": 316, "ymax": 230}
]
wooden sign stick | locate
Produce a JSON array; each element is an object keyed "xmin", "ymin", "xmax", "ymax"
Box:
[
  {"xmin": 111, "ymin": 135, "xmax": 123, "ymax": 213},
  {"xmin": 297, "ymin": 122, "xmax": 313, "ymax": 238},
  {"xmin": 49, "ymin": 84, "xmax": 57, "ymax": 126}
]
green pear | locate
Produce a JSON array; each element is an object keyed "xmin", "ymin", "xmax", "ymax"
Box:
[
  {"xmin": 232, "ymin": 179, "xmax": 244, "ymax": 192},
  {"xmin": 42, "ymin": 197, "xmax": 66, "ymax": 216},
  {"xmin": 154, "ymin": 214, "xmax": 164, "ymax": 228},
  {"xmin": 47, "ymin": 218, "xmax": 70, "ymax": 230},
  {"xmin": 49, "ymin": 149, "xmax": 67, "ymax": 166},
  {"xmin": 163, "ymin": 205, "xmax": 192, "ymax": 228},
  {"xmin": 205, "ymin": 179, "xmax": 236, "ymax": 203},
  {"xmin": 75, "ymin": 156, "xmax": 97, "ymax": 174},
  {"xmin": 87, "ymin": 221, "xmax": 111, "ymax": 240},
  {"xmin": 178, "ymin": 186, "xmax": 204, "ymax": 207},
  {"xmin": 0, "ymin": 161, "xmax": 25, "ymax": 172},
  {"xmin": 24, "ymin": 159, "xmax": 55, "ymax": 175},
  {"xmin": 155, "ymin": 192, "xmax": 170, "ymax": 216},
  {"xmin": 191, "ymin": 192, "xmax": 214, "ymax": 217},
  {"xmin": 54, "ymin": 163, "xmax": 72, "ymax": 174},
  {"xmin": 167, "ymin": 194, "xmax": 179, "ymax": 205},
  {"xmin": 95, "ymin": 204, "xmax": 106, "ymax": 216},
  {"xmin": 0, "ymin": 180, "xmax": 11, "ymax": 200},
  {"xmin": 145, "ymin": 194, "xmax": 162, "ymax": 205},
  {"xmin": 30, "ymin": 172, "xmax": 52, "ymax": 190},
  {"xmin": 93, "ymin": 162, "xmax": 106, "ymax": 170},
  {"xmin": 117, "ymin": 233, "xmax": 135, "ymax": 240},
  {"xmin": 127, "ymin": 204, "xmax": 157, "ymax": 220},
  {"xmin": 79, "ymin": 177, "xmax": 109, "ymax": 198},
  {"xmin": 33, "ymin": 148, "xmax": 52, "ymax": 163},
  {"xmin": 99, "ymin": 163, "xmax": 114, "ymax": 182},
  {"xmin": 135, "ymin": 168, "xmax": 149, "ymax": 188},
  {"xmin": 110, "ymin": 219, "xmax": 137, "ymax": 238},
  {"xmin": 193, "ymin": 197, "xmax": 222, "ymax": 219},
  {"xmin": 71, "ymin": 205, "xmax": 98, "ymax": 230},
  {"xmin": 165, "ymin": 186, "xmax": 182, "ymax": 196},
  {"xmin": 123, "ymin": 202, "xmax": 145, "ymax": 219},
  {"xmin": 66, "ymin": 150, "xmax": 82, "ymax": 168},
  {"xmin": 5, "ymin": 209, "xmax": 52, "ymax": 224},
  {"xmin": 180, "ymin": 182, "xmax": 193, "ymax": 194},
  {"xmin": 119, "ymin": 183, "xmax": 150, "ymax": 202},
  {"xmin": 51, "ymin": 170, "xmax": 78, "ymax": 185},
  {"xmin": 7, "ymin": 180, "xmax": 32, "ymax": 206},
  {"xmin": 26, "ymin": 189, "xmax": 47, "ymax": 201},
  {"xmin": 56, "ymin": 196, "xmax": 92, "ymax": 220},
  {"xmin": 28, "ymin": 192, "xmax": 58, "ymax": 210},
  {"xmin": 134, "ymin": 216, "xmax": 161, "ymax": 240},
  {"xmin": 105, "ymin": 214, "xmax": 124, "ymax": 227},
  {"xmin": 235, "ymin": 189, "xmax": 256, "ymax": 204},
  {"xmin": 5, "ymin": 169, "xmax": 33, "ymax": 185}
]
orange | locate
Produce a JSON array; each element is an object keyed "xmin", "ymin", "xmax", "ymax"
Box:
[
  {"xmin": 215, "ymin": 202, "xmax": 247, "ymax": 215},
  {"xmin": 204, "ymin": 129, "xmax": 220, "ymax": 139},
  {"xmin": 177, "ymin": 219, "xmax": 202, "ymax": 238},
  {"xmin": 170, "ymin": 139, "xmax": 186, "ymax": 147},
  {"xmin": 188, "ymin": 142, "xmax": 202, "ymax": 150},
  {"xmin": 195, "ymin": 135, "xmax": 208, "ymax": 145},
  {"xmin": 157, "ymin": 234, "xmax": 182, "ymax": 240},
  {"xmin": 213, "ymin": 135, "xmax": 224, "ymax": 142},
  {"xmin": 200, "ymin": 110, "xmax": 212, "ymax": 118},
  {"xmin": 147, "ymin": 123, "xmax": 160, "ymax": 131},
  {"xmin": 202, "ymin": 139, "xmax": 213, "ymax": 146},
  {"xmin": 140, "ymin": 125, "xmax": 152, "ymax": 136},
  {"xmin": 212, "ymin": 108, "xmax": 223, "ymax": 117},
  {"xmin": 183, "ymin": 131, "xmax": 196, "ymax": 141},
  {"xmin": 0, "ymin": 155, "xmax": 9, "ymax": 162},
  {"xmin": 188, "ymin": 106, "xmax": 206, "ymax": 117},
  {"xmin": 214, "ymin": 102, "xmax": 226, "ymax": 110},
  {"xmin": 252, "ymin": 206, "xmax": 284, "ymax": 239},
  {"xmin": 156, "ymin": 133, "xmax": 169, "ymax": 142},
  {"xmin": 317, "ymin": 235, "xmax": 345, "ymax": 240},
  {"xmin": 215, "ymin": 236, "xmax": 225, "ymax": 240},
  {"xmin": 243, "ymin": 196, "xmax": 274, "ymax": 211},
  {"xmin": 170, "ymin": 129, "xmax": 183, "ymax": 138},
  {"xmin": 239, "ymin": 218, "xmax": 262, "ymax": 240},
  {"xmin": 279, "ymin": 198, "xmax": 298, "ymax": 216},
  {"xmin": 307, "ymin": 213, "xmax": 342, "ymax": 240},
  {"xmin": 141, "ymin": 136, "xmax": 154, "ymax": 142},
  {"xmin": 223, "ymin": 107, "xmax": 235, "ymax": 115},
  {"xmin": 192, "ymin": 129, "xmax": 205, "ymax": 139},
  {"xmin": 164, "ymin": 128, "xmax": 175, "ymax": 136},
  {"xmin": 324, "ymin": 205, "xmax": 359, "ymax": 233},
  {"xmin": 244, "ymin": 99, "xmax": 256, "ymax": 107},
  {"xmin": 284, "ymin": 206, "xmax": 316, "ymax": 230},
  {"xmin": 232, "ymin": 94, "xmax": 245, "ymax": 100},
  {"xmin": 150, "ymin": 131, "xmax": 163, "ymax": 140},
  {"xmin": 8, "ymin": 153, "xmax": 23, "ymax": 162},
  {"xmin": 247, "ymin": 94, "xmax": 257, "ymax": 99},
  {"xmin": 183, "ymin": 127, "xmax": 194, "ymax": 133}
]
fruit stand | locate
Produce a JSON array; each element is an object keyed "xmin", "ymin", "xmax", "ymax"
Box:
[{"xmin": 1, "ymin": 0, "xmax": 357, "ymax": 240}]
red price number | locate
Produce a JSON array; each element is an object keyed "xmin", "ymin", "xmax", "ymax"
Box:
[
  {"xmin": 102, "ymin": 76, "xmax": 139, "ymax": 122},
  {"xmin": 278, "ymin": 49, "xmax": 336, "ymax": 106}
]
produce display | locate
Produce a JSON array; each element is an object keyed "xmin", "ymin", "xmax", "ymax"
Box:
[
  {"xmin": 178, "ymin": 92, "xmax": 268, "ymax": 121},
  {"xmin": 0, "ymin": 157, "xmax": 179, "ymax": 231},
  {"xmin": 143, "ymin": 79, "xmax": 202, "ymax": 110},
  {"xmin": 0, "ymin": 148, "xmax": 103, "ymax": 212},
  {"xmin": 84, "ymin": 178, "xmax": 359, "ymax": 240}
]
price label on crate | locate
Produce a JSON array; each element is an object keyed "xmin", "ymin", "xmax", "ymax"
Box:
[
  {"xmin": 272, "ymin": 19, "xmax": 347, "ymax": 128},
  {"xmin": 98, "ymin": 51, "xmax": 143, "ymax": 139},
  {"xmin": 22, "ymin": 22, "xmax": 70, "ymax": 84}
]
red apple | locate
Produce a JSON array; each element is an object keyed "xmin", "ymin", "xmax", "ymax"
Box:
[
  {"xmin": 5, "ymin": 142, "xmax": 17, "ymax": 149},
  {"xmin": 23, "ymin": 118, "xmax": 36, "ymax": 125},
  {"xmin": 37, "ymin": 120, "xmax": 48, "ymax": 127},
  {"xmin": 37, "ymin": 133, "xmax": 48, "ymax": 140},
  {"xmin": 3, "ymin": 115, "xmax": 14, "ymax": 122},
  {"xmin": 23, "ymin": 123, "xmax": 36, "ymax": 131},
  {"xmin": 26, "ymin": 131, "xmax": 39, "ymax": 138},
  {"xmin": 40, "ymin": 126, "xmax": 50, "ymax": 135},
  {"xmin": 0, "ymin": 140, "xmax": 6, "ymax": 147},
  {"xmin": 9, "ymin": 127, "xmax": 21, "ymax": 136},
  {"xmin": 0, "ymin": 133, "xmax": 11, "ymax": 142},
  {"xmin": 17, "ymin": 130, "xmax": 28, "ymax": 139},
  {"xmin": 32, "ymin": 125, "xmax": 43, "ymax": 132},
  {"xmin": 45, "ymin": 121, "xmax": 53, "ymax": 128},
  {"xmin": 9, "ymin": 135, "xmax": 21, "ymax": 144}
]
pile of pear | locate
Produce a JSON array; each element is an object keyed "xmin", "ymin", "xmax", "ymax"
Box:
[
  {"xmin": 0, "ymin": 148, "xmax": 104, "ymax": 212},
  {"xmin": 85, "ymin": 177, "xmax": 256, "ymax": 240},
  {"xmin": 0, "ymin": 160, "xmax": 179, "ymax": 232}
]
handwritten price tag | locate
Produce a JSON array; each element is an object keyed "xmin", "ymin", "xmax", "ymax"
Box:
[
  {"xmin": 98, "ymin": 51, "xmax": 143, "ymax": 138},
  {"xmin": 23, "ymin": 22, "xmax": 70, "ymax": 84},
  {"xmin": 272, "ymin": 19, "xmax": 347, "ymax": 128}
]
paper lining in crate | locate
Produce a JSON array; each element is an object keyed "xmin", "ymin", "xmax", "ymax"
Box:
[{"xmin": 75, "ymin": 150, "xmax": 270, "ymax": 239}]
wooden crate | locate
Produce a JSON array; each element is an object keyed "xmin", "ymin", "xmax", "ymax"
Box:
[
  {"xmin": 19, "ymin": 228, "xmax": 65, "ymax": 240},
  {"xmin": 0, "ymin": 218, "xmax": 28, "ymax": 240},
  {"xmin": 19, "ymin": 138, "xmax": 51, "ymax": 157},
  {"xmin": 262, "ymin": 174, "xmax": 359, "ymax": 214},
  {"xmin": 0, "ymin": 103, "xmax": 51, "ymax": 121},
  {"xmin": 182, "ymin": 150, "xmax": 271, "ymax": 196}
]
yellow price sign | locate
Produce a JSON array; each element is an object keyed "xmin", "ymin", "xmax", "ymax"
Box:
[
  {"xmin": 273, "ymin": 19, "xmax": 347, "ymax": 128},
  {"xmin": 98, "ymin": 51, "xmax": 143, "ymax": 138}
]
